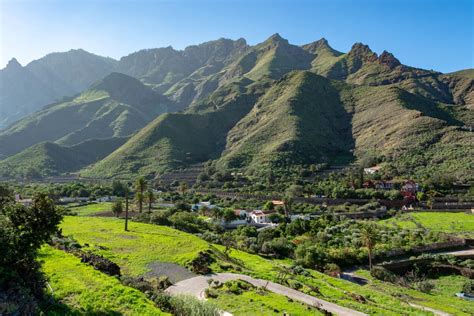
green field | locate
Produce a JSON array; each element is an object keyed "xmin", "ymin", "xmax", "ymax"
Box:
[
  {"xmin": 55, "ymin": 216, "xmax": 470, "ymax": 315},
  {"xmin": 210, "ymin": 285, "xmax": 323, "ymax": 315},
  {"xmin": 356, "ymin": 270, "xmax": 474, "ymax": 315},
  {"xmin": 67, "ymin": 202, "xmax": 113, "ymax": 216},
  {"xmin": 61, "ymin": 216, "xmax": 209, "ymax": 275},
  {"xmin": 39, "ymin": 246, "xmax": 167, "ymax": 315},
  {"xmin": 383, "ymin": 212, "xmax": 474, "ymax": 237}
]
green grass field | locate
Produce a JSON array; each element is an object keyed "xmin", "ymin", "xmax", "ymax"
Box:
[
  {"xmin": 60, "ymin": 216, "xmax": 209, "ymax": 275},
  {"xmin": 356, "ymin": 270, "xmax": 474, "ymax": 315},
  {"xmin": 56, "ymin": 216, "xmax": 470, "ymax": 315},
  {"xmin": 210, "ymin": 287, "xmax": 323, "ymax": 315},
  {"xmin": 67, "ymin": 202, "xmax": 113, "ymax": 216},
  {"xmin": 383, "ymin": 212, "xmax": 474, "ymax": 237},
  {"xmin": 39, "ymin": 246, "xmax": 167, "ymax": 315}
]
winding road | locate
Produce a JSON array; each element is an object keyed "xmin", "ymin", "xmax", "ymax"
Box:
[{"xmin": 165, "ymin": 272, "xmax": 367, "ymax": 316}]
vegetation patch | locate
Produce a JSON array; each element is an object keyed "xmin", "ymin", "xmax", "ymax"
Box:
[
  {"xmin": 39, "ymin": 246, "xmax": 167, "ymax": 315},
  {"xmin": 206, "ymin": 279, "xmax": 324, "ymax": 315},
  {"xmin": 383, "ymin": 212, "xmax": 474, "ymax": 237}
]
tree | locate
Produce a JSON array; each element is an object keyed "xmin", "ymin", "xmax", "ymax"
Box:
[
  {"xmin": 222, "ymin": 208, "xmax": 237, "ymax": 223},
  {"xmin": 179, "ymin": 181, "xmax": 188, "ymax": 195},
  {"xmin": 122, "ymin": 184, "xmax": 130, "ymax": 231},
  {"xmin": 112, "ymin": 181, "xmax": 127, "ymax": 196},
  {"xmin": 112, "ymin": 199, "xmax": 123, "ymax": 218},
  {"xmin": 0, "ymin": 193, "xmax": 62, "ymax": 313},
  {"xmin": 221, "ymin": 232, "xmax": 235, "ymax": 255},
  {"xmin": 135, "ymin": 177, "xmax": 147, "ymax": 213},
  {"xmin": 263, "ymin": 201, "xmax": 274, "ymax": 210},
  {"xmin": 282, "ymin": 196, "xmax": 294, "ymax": 217},
  {"xmin": 135, "ymin": 191, "xmax": 144, "ymax": 213},
  {"xmin": 361, "ymin": 224, "xmax": 378, "ymax": 272},
  {"xmin": 145, "ymin": 189, "xmax": 155, "ymax": 213}
]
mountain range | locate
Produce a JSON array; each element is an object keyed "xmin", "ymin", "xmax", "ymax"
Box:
[{"xmin": 0, "ymin": 34, "xmax": 472, "ymax": 181}]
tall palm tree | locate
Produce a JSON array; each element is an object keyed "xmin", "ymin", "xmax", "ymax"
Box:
[
  {"xmin": 282, "ymin": 196, "xmax": 293, "ymax": 217},
  {"xmin": 123, "ymin": 184, "xmax": 130, "ymax": 231},
  {"xmin": 145, "ymin": 189, "xmax": 155, "ymax": 213},
  {"xmin": 361, "ymin": 224, "xmax": 378, "ymax": 272},
  {"xmin": 179, "ymin": 181, "xmax": 188, "ymax": 195},
  {"xmin": 135, "ymin": 191, "xmax": 144, "ymax": 213},
  {"xmin": 135, "ymin": 177, "xmax": 147, "ymax": 213}
]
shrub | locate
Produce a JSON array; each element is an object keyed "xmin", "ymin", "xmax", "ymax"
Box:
[
  {"xmin": 462, "ymin": 280, "xmax": 474, "ymax": 295},
  {"xmin": 169, "ymin": 295, "xmax": 220, "ymax": 316},
  {"xmin": 78, "ymin": 251, "xmax": 121, "ymax": 276},
  {"xmin": 415, "ymin": 280, "xmax": 435, "ymax": 293}
]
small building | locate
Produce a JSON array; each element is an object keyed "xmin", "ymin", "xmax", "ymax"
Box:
[
  {"xmin": 364, "ymin": 166, "xmax": 381, "ymax": 174},
  {"xmin": 192, "ymin": 201, "xmax": 218, "ymax": 211},
  {"xmin": 96, "ymin": 196, "xmax": 118, "ymax": 202},
  {"xmin": 249, "ymin": 210, "xmax": 276, "ymax": 224},
  {"xmin": 15, "ymin": 194, "xmax": 33, "ymax": 207}
]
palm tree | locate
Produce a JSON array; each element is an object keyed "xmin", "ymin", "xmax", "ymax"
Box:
[
  {"xmin": 135, "ymin": 177, "xmax": 147, "ymax": 213},
  {"xmin": 135, "ymin": 191, "xmax": 144, "ymax": 213},
  {"xmin": 361, "ymin": 224, "xmax": 378, "ymax": 272},
  {"xmin": 282, "ymin": 196, "xmax": 293, "ymax": 217},
  {"xmin": 145, "ymin": 189, "xmax": 155, "ymax": 213},
  {"xmin": 179, "ymin": 181, "xmax": 188, "ymax": 195},
  {"xmin": 123, "ymin": 185, "xmax": 130, "ymax": 231}
]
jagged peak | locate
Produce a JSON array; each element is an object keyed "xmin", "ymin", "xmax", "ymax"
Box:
[
  {"xmin": 263, "ymin": 33, "xmax": 289, "ymax": 45},
  {"xmin": 378, "ymin": 50, "xmax": 401, "ymax": 69},
  {"xmin": 302, "ymin": 38, "xmax": 332, "ymax": 52},
  {"xmin": 5, "ymin": 57, "xmax": 22, "ymax": 69},
  {"xmin": 92, "ymin": 72, "xmax": 144, "ymax": 91},
  {"xmin": 348, "ymin": 42, "xmax": 378, "ymax": 62}
]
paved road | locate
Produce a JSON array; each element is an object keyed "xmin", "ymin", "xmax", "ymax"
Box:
[{"xmin": 166, "ymin": 272, "xmax": 367, "ymax": 316}]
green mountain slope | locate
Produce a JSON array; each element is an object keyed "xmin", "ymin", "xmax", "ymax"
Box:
[
  {"xmin": 0, "ymin": 137, "xmax": 128, "ymax": 178},
  {"xmin": 218, "ymin": 71, "xmax": 353, "ymax": 172},
  {"xmin": 81, "ymin": 80, "xmax": 269, "ymax": 178},
  {"xmin": 83, "ymin": 69, "xmax": 473, "ymax": 181},
  {"xmin": 0, "ymin": 50, "xmax": 117, "ymax": 128},
  {"xmin": 0, "ymin": 72, "xmax": 176, "ymax": 158},
  {"xmin": 2, "ymin": 35, "xmax": 472, "ymax": 181}
]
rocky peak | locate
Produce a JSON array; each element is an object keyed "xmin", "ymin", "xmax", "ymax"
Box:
[
  {"xmin": 348, "ymin": 43, "xmax": 378, "ymax": 62},
  {"xmin": 264, "ymin": 33, "xmax": 289, "ymax": 45},
  {"xmin": 5, "ymin": 58, "xmax": 22, "ymax": 70},
  {"xmin": 378, "ymin": 50, "xmax": 401, "ymax": 69}
]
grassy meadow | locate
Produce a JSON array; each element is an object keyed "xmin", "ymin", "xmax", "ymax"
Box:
[
  {"xmin": 52, "ymin": 216, "xmax": 472, "ymax": 315},
  {"xmin": 383, "ymin": 212, "xmax": 474, "ymax": 237},
  {"xmin": 39, "ymin": 246, "xmax": 167, "ymax": 315},
  {"xmin": 356, "ymin": 270, "xmax": 474, "ymax": 315},
  {"xmin": 67, "ymin": 202, "xmax": 113, "ymax": 216}
]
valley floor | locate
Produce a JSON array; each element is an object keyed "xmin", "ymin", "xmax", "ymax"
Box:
[{"xmin": 37, "ymin": 215, "xmax": 474, "ymax": 315}]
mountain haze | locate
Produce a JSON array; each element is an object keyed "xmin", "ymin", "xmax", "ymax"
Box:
[{"xmin": 0, "ymin": 49, "xmax": 117, "ymax": 128}]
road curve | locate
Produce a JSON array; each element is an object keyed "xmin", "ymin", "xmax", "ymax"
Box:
[{"xmin": 165, "ymin": 272, "xmax": 367, "ymax": 316}]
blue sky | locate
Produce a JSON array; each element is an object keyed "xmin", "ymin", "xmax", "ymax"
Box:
[{"xmin": 1, "ymin": 0, "xmax": 472, "ymax": 72}]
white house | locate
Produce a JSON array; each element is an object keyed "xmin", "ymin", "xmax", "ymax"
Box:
[
  {"xmin": 249, "ymin": 210, "xmax": 276, "ymax": 224},
  {"xmin": 192, "ymin": 201, "xmax": 218, "ymax": 211},
  {"xmin": 15, "ymin": 194, "xmax": 32, "ymax": 207},
  {"xmin": 96, "ymin": 196, "xmax": 118, "ymax": 202},
  {"xmin": 364, "ymin": 166, "xmax": 381, "ymax": 174}
]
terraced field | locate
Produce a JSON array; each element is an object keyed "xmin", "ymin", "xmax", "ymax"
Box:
[
  {"xmin": 39, "ymin": 246, "xmax": 167, "ymax": 315},
  {"xmin": 53, "ymin": 216, "xmax": 471, "ymax": 315},
  {"xmin": 383, "ymin": 212, "xmax": 474, "ymax": 237}
]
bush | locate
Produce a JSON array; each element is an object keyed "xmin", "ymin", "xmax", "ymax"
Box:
[
  {"xmin": 415, "ymin": 280, "xmax": 435, "ymax": 293},
  {"xmin": 78, "ymin": 251, "xmax": 121, "ymax": 276},
  {"xmin": 462, "ymin": 280, "xmax": 474, "ymax": 295},
  {"xmin": 370, "ymin": 266, "xmax": 397, "ymax": 283},
  {"xmin": 169, "ymin": 295, "xmax": 220, "ymax": 316}
]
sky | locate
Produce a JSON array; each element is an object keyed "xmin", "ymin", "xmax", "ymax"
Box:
[{"xmin": 0, "ymin": 0, "xmax": 472, "ymax": 73}]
